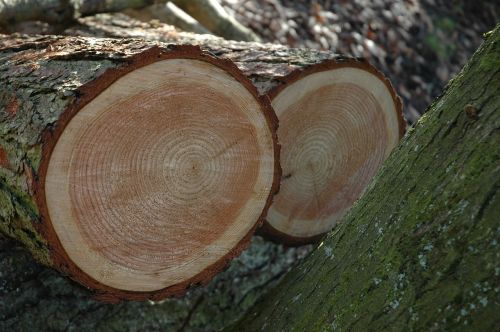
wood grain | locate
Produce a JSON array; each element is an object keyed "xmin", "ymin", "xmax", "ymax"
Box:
[
  {"xmin": 266, "ymin": 66, "xmax": 402, "ymax": 242},
  {"xmin": 0, "ymin": 35, "xmax": 279, "ymax": 300},
  {"xmin": 45, "ymin": 59, "xmax": 275, "ymax": 291}
]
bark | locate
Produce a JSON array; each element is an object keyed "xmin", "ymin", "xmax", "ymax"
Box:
[
  {"xmin": 65, "ymin": 13, "xmax": 405, "ymax": 245},
  {"xmin": 1, "ymin": 1, "xmax": 259, "ymax": 42},
  {"xmin": 170, "ymin": 0, "xmax": 259, "ymax": 41},
  {"xmin": 0, "ymin": 34, "xmax": 280, "ymax": 301},
  {"xmin": 67, "ymin": 13, "xmax": 401, "ymax": 113},
  {"xmin": 72, "ymin": 0, "xmax": 156, "ymax": 16},
  {"xmin": 0, "ymin": 0, "xmax": 73, "ymax": 25},
  {"xmin": 231, "ymin": 25, "xmax": 500, "ymax": 331},
  {"xmin": 0, "ymin": 233, "xmax": 311, "ymax": 331},
  {"xmin": 123, "ymin": 2, "xmax": 211, "ymax": 35},
  {"xmin": 65, "ymin": 13, "xmax": 347, "ymax": 95}
]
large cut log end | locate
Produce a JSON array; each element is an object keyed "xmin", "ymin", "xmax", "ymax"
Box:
[
  {"xmin": 0, "ymin": 37, "xmax": 279, "ymax": 301},
  {"xmin": 262, "ymin": 60, "xmax": 405, "ymax": 245}
]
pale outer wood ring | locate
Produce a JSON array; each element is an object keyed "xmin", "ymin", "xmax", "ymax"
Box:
[
  {"xmin": 267, "ymin": 67, "xmax": 401, "ymax": 239},
  {"xmin": 45, "ymin": 59, "xmax": 275, "ymax": 292}
]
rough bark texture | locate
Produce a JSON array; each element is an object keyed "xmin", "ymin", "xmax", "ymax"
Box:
[
  {"xmin": 0, "ymin": 0, "xmax": 73, "ymax": 25},
  {"xmin": 72, "ymin": 0, "xmax": 155, "ymax": 16},
  {"xmin": 65, "ymin": 13, "xmax": 359, "ymax": 97},
  {"xmin": 231, "ymin": 25, "xmax": 500, "ymax": 331},
  {"xmin": 1, "ymin": 14, "xmax": 495, "ymax": 332},
  {"xmin": 67, "ymin": 13, "xmax": 403, "ymax": 119},
  {"xmin": 66, "ymin": 13, "xmax": 406, "ymax": 245},
  {"xmin": 0, "ymin": 34, "xmax": 281, "ymax": 301},
  {"xmin": 0, "ymin": 233, "xmax": 311, "ymax": 331}
]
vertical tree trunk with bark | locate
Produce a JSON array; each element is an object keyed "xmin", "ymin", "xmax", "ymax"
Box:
[{"xmin": 232, "ymin": 25, "xmax": 500, "ymax": 331}]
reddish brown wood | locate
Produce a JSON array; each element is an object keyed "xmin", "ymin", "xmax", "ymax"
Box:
[{"xmin": 0, "ymin": 35, "xmax": 280, "ymax": 301}]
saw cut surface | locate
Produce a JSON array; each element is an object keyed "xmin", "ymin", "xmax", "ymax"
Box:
[
  {"xmin": 268, "ymin": 67, "xmax": 401, "ymax": 240},
  {"xmin": 45, "ymin": 59, "xmax": 275, "ymax": 292}
]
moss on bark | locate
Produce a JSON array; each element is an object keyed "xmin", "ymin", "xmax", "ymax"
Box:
[
  {"xmin": 231, "ymin": 25, "xmax": 500, "ymax": 332},
  {"xmin": 0, "ymin": 36, "xmax": 169, "ymax": 268}
]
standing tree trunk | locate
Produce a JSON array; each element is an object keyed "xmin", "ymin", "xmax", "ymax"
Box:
[
  {"xmin": 0, "ymin": 35, "xmax": 279, "ymax": 302},
  {"xmin": 232, "ymin": 25, "xmax": 500, "ymax": 331},
  {"xmin": 68, "ymin": 13, "xmax": 406, "ymax": 245}
]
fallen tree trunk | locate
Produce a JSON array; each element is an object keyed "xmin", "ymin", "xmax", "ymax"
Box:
[
  {"xmin": 0, "ymin": 233, "xmax": 311, "ymax": 331},
  {"xmin": 170, "ymin": 0, "xmax": 260, "ymax": 41},
  {"xmin": 68, "ymin": 13, "xmax": 406, "ymax": 245},
  {"xmin": 123, "ymin": 2, "xmax": 211, "ymax": 35},
  {"xmin": 0, "ymin": 35, "xmax": 279, "ymax": 301},
  {"xmin": 1, "ymin": 18, "xmax": 496, "ymax": 332},
  {"xmin": 0, "ymin": 0, "xmax": 74, "ymax": 26},
  {"xmin": 0, "ymin": 1, "xmax": 259, "ymax": 42},
  {"xmin": 232, "ymin": 25, "xmax": 500, "ymax": 331}
]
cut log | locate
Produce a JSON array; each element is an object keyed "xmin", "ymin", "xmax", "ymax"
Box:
[
  {"xmin": 263, "ymin": 60, "xmax": 405, "ymax": 244},
  {"xmin": 66, "ymin": 14, "xmax": 406, "ymax": 244},
  {"xmin": 232, "ymin": 25, "xmax": 500, "ymax": 331},
  {"xmin": 0, "ymin": 35, "xmax": 279, "ymax": 301},
  {"xmin": 2, "ymin": 22, "xmax": 497, "ymax": 332}
]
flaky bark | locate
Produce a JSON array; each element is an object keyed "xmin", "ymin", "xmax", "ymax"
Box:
[
  {"xmin": 0, "ymin": 234, "xmax": 311, "ymax": 331},
  {"xmin": 0, "ymin": 35, "xmax": 280, "ymax": 301},
  {"xmin": 65, "ymin": 13, "xmax": 353, "ymax": 96},
  {"xmin": 66, "ymin": 13, "xmax": 405, "ymax": 245},
  {"xmin": 0, "ymin": 0, "xmax": 73, "ymax": 25},
  {"xmin": 232, "ymin": 25, "xmax": 500, "ymax": 331}
]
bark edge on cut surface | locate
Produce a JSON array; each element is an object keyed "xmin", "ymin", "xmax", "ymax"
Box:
[
  {"xmin": 230, "ymin": 24, "xmax": 500, "ymax": 331},
  {"xmin": 0, "ymin": 37, "xmax": 280, "ymax": 302},
  {"xmin": 259, "ymin": 57, "xmax": 406, "ymax": 246}
]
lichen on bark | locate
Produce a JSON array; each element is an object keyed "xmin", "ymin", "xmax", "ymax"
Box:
[
  {"xmin": 0, "ymin": 233, "xmax": 310, "ymax": 331},
  {"xmin": 64, "ymin": 13, "xmax": 350, "ymax": 95},
  {"xmin": 232, "ymin": 25, "xmax": 500, "ymax": 332},
  {"xmin": 0, "ymin": 36, "xmax": 159, "ymax": 267}
]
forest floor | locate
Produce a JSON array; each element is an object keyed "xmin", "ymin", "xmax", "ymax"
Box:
[{"xmin": 221, "ymin": 0, "xmax": 499, "ymax": 122}]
